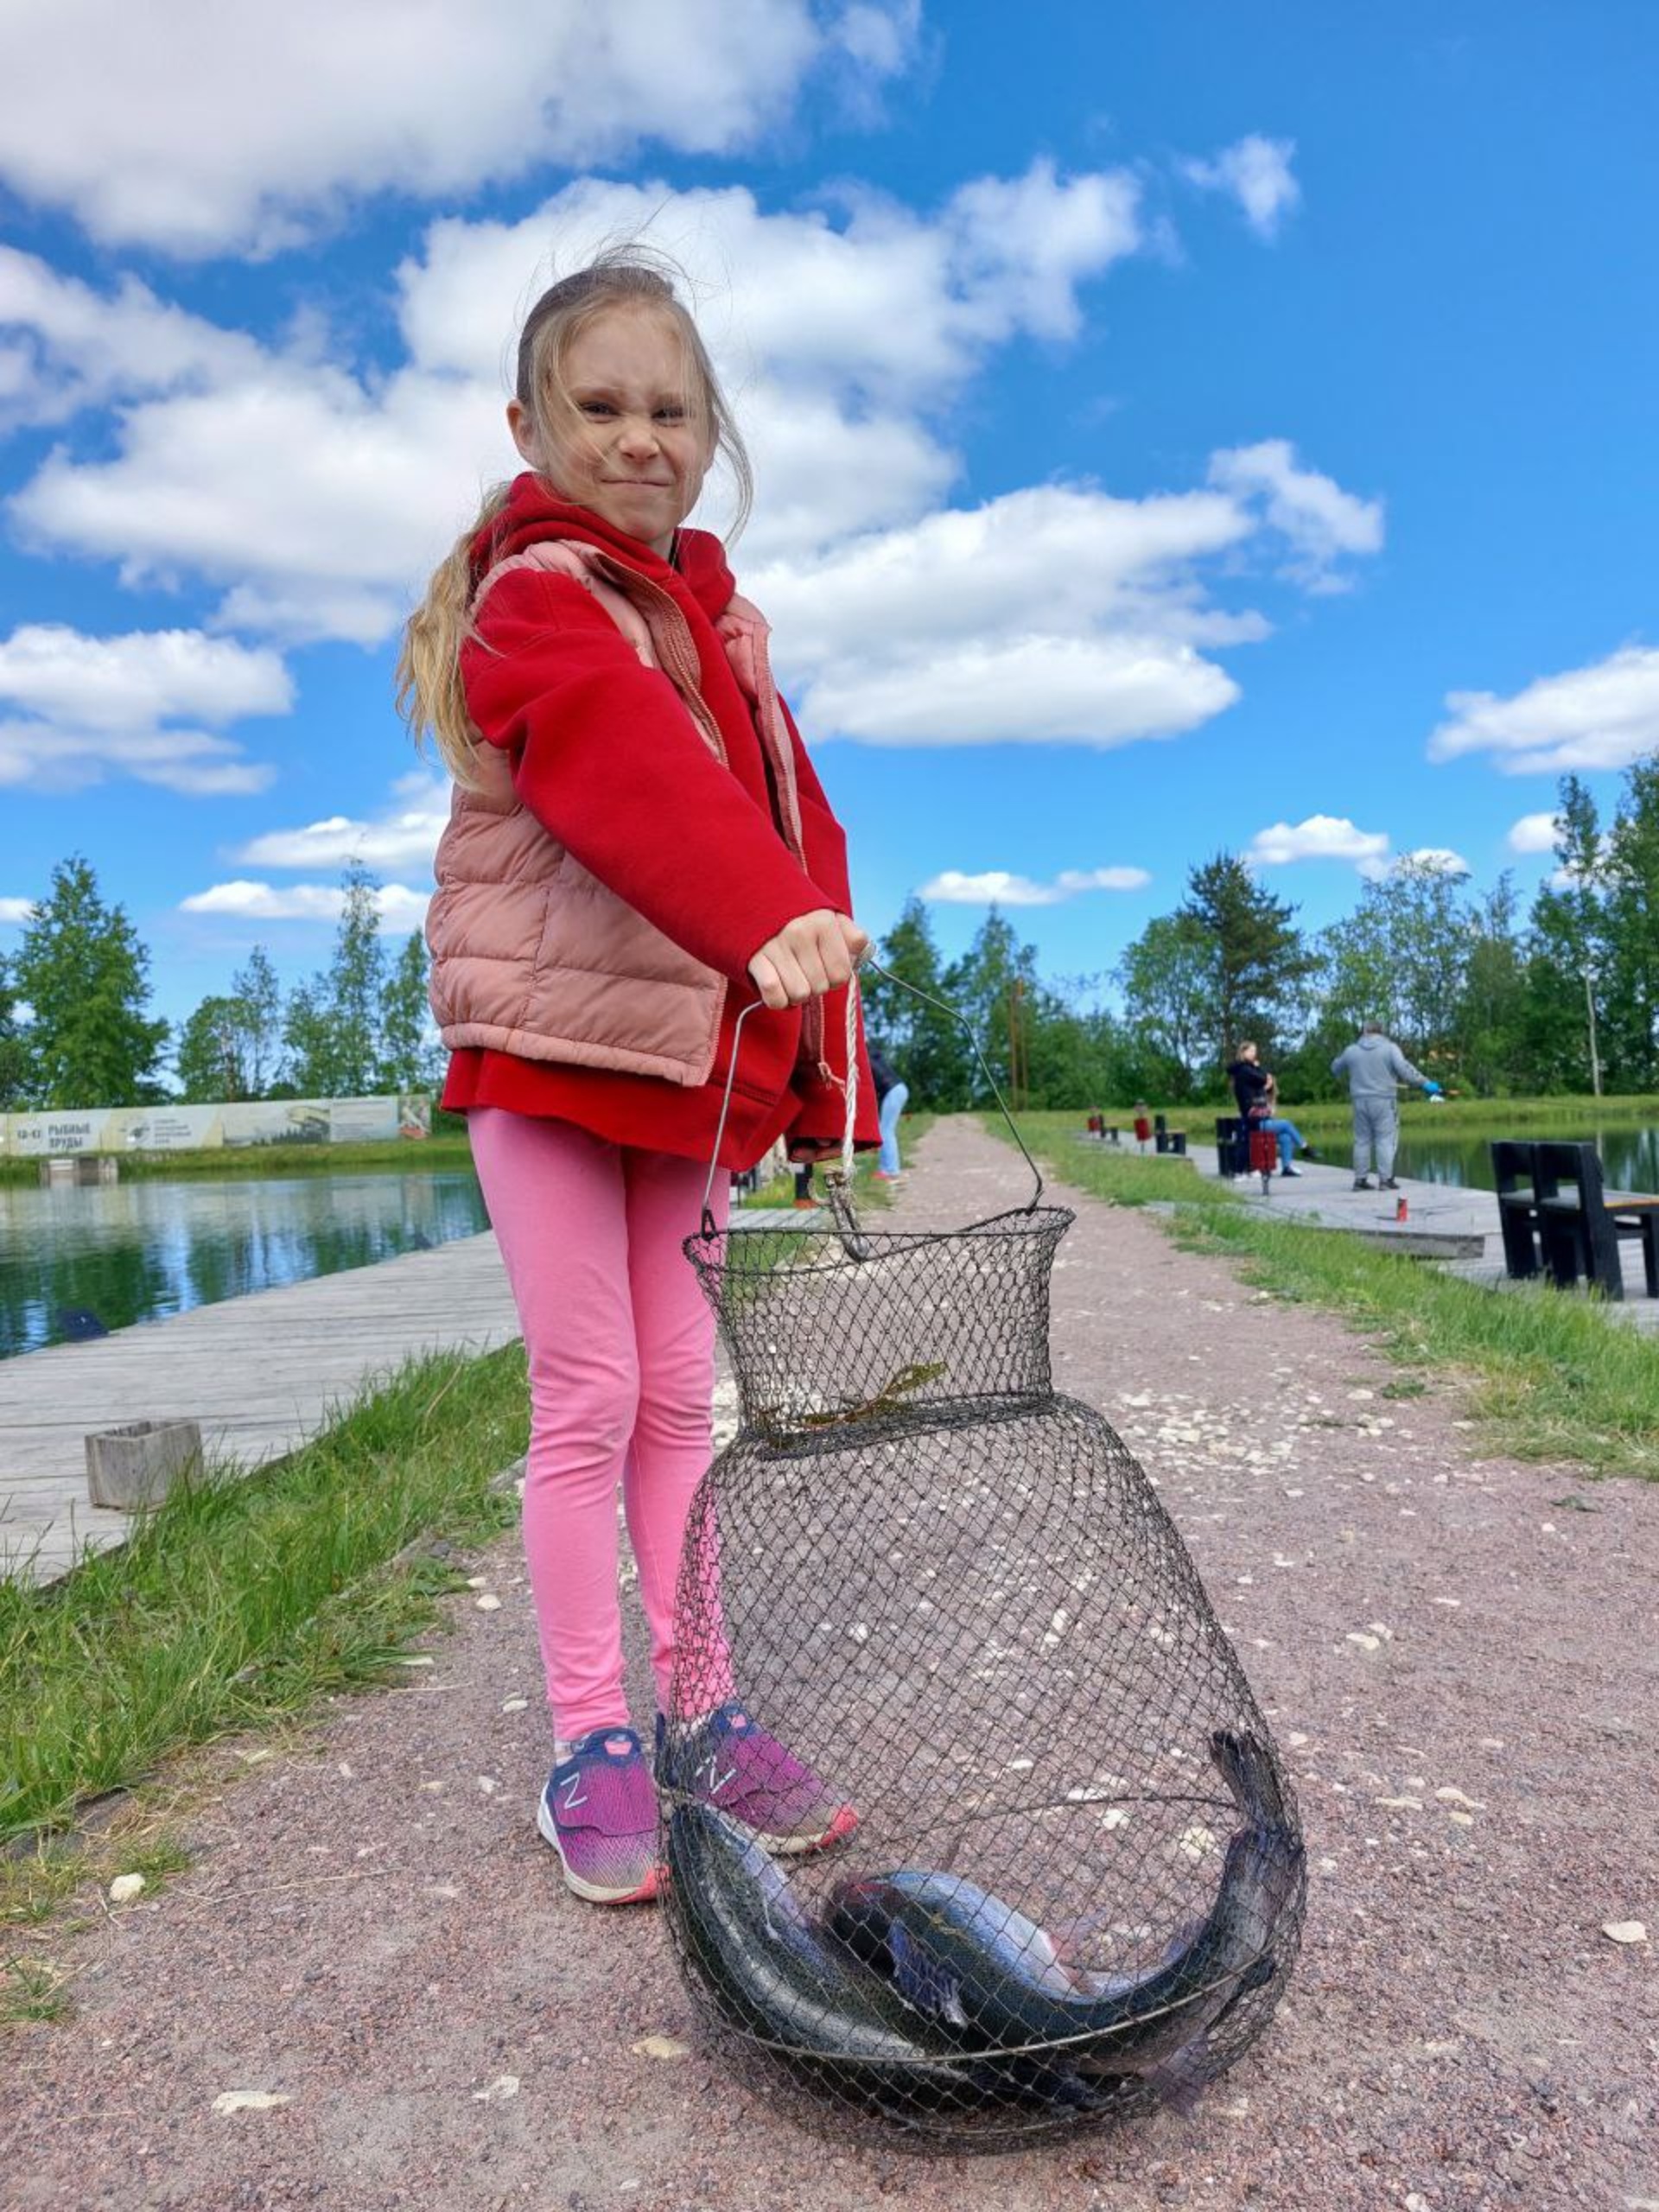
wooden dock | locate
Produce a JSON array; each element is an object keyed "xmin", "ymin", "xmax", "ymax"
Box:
[{"xmin": 0, "ymin": 1232, "xmax": 518, "ymax": 1586}]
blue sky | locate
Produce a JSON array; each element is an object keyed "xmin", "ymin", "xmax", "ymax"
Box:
[{"xmin": 3, "ymin": 0, "xmax": 1657, "ymax": 1039}]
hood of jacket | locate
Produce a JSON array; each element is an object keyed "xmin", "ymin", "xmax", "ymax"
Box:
[{"xmin": 475, "ymin": 474, "xmax": 736, "ymax": 626}]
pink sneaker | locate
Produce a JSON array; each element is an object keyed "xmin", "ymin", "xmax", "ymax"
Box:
[
  {"xmin": 537, "ymin": 1726, "xmax": 660, "ymax": 1904},
  {"xmin": 656, "ymin": 1705, "xmax": 858, "ymax": 1856}
]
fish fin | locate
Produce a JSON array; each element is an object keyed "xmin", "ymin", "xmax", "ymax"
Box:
[
  {"xmin": 889, "ymin": 1923, "xmax": 969, "ymax": 2029},
  {"xmin": 1046, "ymin": 1906, "xmax": 1115, "ymax": 1967},
  {"xmin": 1140, "ymin": 2032, "xmax": 1212, "ymax": 2119}
]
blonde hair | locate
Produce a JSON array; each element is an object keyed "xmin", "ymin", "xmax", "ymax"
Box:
[{"xmin": 397, "ymin": 246, "xmax": 752, "ymax": 782}]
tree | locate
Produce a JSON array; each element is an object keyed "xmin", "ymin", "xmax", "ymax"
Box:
[
  {"xmin": 11, "ymin": 856, "xmax": 169, "ymax": 1107},
  {"xmin": 0, "ymin": 952, "xmax": 28, "ymax": 1109},
  {"xmin": 1598, "ymin": 758, "xmax": 1659, "ymax": 1090},
  {"xmin": 942, "ymin": 912, "xmax": 1041, "ymax": 1104},
  {"xmin": 175, "ymin": 994, "xmax": 257, "ymax": 1102},
  {"xmin": 861, "ymin": 896, "xmax": 976, "ymax": 1109},
  {"xmin": 378, "ymin": 931, "xmax": 439, "ymax": 1092},
  {"xmin": 1314, "ymin": 858, "xmax": 1473, "ymax": 1068},
  {"xmin": 1457, "ymin": 876, "xmax": 1529, "ymax": 1096},
  {"xmin": 1116, "ymin": 912, "xmax": 1217, "ymax": 1096},
  {"xmin": 1178, "ymin": 854, "xmax": 1312, "ymax": 1069},
  {"xmin": 231, "ymin": 945, "xmax": 285, "ymax": 1096},
  {"xmin": 283, "ymin": 860, "xmax": 388, "ymax": 1096}
]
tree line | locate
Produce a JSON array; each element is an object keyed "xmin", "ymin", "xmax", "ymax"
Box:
[
  {"xmin": 867, "ymin": 765, "xmax": 1653, "ymax": 1109},
  {"xmin": 0, "ymin": 858, "xmax": 440, "ymax": 1110},
  {"xmin": 1, "ymin": 760, "xmax": 1648, "ymax": 1114}
]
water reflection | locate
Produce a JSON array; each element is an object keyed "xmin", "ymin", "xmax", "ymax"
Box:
[
  {"xmin": 1392, "ymin": 1122, "xmax": 1659, "ymax": 1195},
  {"xmin": 0, "ymin": 1171, "xmax": 490, "ymax": 1358}
]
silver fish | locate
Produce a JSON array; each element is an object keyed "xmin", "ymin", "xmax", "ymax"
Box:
[
  {"xmin": 826, "ymin": 1730, "xmax": 1303, "ymax": 2107},
  {"xmin": 664, "ymin": 1801, "xmax": 976, "ymax": 2110}
]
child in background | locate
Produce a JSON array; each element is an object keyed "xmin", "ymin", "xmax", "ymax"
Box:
[{"xmin": 399, "ymin": 251, "xmax": 875, "ymax": 1904}]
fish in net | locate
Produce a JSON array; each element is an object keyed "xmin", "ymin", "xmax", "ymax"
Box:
[{"xmin": 658, "ymin": 978, "xmax": 1306, "ymax": 2145}]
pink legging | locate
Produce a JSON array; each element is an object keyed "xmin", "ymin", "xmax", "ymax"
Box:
[{"xmin": 467, "ymin": 1109, "xmax": 732, "ymax": 1741}]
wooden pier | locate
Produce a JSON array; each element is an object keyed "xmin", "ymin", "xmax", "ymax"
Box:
[{"xmin": 0, "ymin": 1231, "xmax": 518, "ymax": 1586}]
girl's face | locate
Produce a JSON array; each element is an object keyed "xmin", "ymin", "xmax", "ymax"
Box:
[{"xmin": 510, "ymin": 306, "xmax": 714, "ymax": 556}]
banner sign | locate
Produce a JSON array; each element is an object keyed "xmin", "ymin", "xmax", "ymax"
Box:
[{"xmin": 0, "ymin": 1094, "xmax": 430, "ymax": 1158}]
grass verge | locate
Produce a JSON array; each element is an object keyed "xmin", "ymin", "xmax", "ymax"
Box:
[
  {"xmin": 996, "ymin": 1111, "xmax": 1659, "ymax": 1482},
  {"xmin": 1, "ymin": 1341, "xmax": 530, "ymax": 1856},
  {"xmin": 0, "ymin": 1135, "xmax": 478, "ymax": 1187}
]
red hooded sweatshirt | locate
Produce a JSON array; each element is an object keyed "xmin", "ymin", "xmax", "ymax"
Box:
[{"xmin": 440, "ymin": 475, "xmax": 876, "ymax": 1169}]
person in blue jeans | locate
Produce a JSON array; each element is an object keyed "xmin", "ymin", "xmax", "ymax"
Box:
[
  {"xmin": 1225, "ymin": 1041, "xmax": 1307, "ymax": 1177},
  {"xmin": 869, "ymin": 1042, "xmax": 910, "ymax": 1180}
]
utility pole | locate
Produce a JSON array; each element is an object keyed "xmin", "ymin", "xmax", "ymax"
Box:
[{"xmin": 1585, "ymin": 969, "xmax": 1602, "ymax": 1098}]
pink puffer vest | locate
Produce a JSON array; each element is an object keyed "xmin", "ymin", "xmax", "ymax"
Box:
[{"xmin": 425, "ymin": 540, "xmax": 806, "ymax": 1087}]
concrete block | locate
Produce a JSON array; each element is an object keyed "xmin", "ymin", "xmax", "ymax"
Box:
[{"xmin": 86, "ymin": 1419, "xmax": 203, "ymax": 1510}]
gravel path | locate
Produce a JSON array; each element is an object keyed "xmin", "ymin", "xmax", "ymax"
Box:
[{"xmin": 5, "ymin": 1117, "xmax": 1656, "ymax": 2212}]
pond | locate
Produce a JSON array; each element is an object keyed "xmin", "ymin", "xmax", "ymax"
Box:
[
  {"xmin": 1385, "ymin": 1122, "xmax": 1659, "ymax": 1195},
  {"xmin": 1, "ymin": 1169, "xmax": 491, "ymax": 1358}
]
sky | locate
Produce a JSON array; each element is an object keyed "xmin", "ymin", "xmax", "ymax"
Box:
[{"xmin": 2, "ymin": 0, "xmax": 1657, "ymax": 1039}]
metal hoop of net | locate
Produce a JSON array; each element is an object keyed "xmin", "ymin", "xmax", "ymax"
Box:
[{"xmin": 658, "ymin": 974, "xmax": 1306, "ymax": 2146}]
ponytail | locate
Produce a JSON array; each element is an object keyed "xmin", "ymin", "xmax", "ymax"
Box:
[{"xmin": 396, "ymin": 482, "xmax": 512, "ymax": 785}]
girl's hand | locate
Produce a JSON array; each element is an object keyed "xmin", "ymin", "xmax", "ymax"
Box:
[{"xmin": 748, "ymin": 910, "xmax": 870, "ymax": 1010}]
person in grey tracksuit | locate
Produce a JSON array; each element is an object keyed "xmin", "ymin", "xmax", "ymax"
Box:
[{"xmin": 1330, "ymin": 1024, "xmax": 1440, "ymax": 1190}]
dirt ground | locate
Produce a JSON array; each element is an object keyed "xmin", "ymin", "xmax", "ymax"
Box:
[{"xmin": 4, "ymin": 1117, "xmax": 1656, "ymax": 2212}]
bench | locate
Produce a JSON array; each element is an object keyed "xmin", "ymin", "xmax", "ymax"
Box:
[{"xmin": 1489, "ymin": 1138, "xmax": 1659, "ymax": 1300}]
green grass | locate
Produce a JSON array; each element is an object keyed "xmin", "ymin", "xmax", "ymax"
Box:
[
  {"xmin": 995, "ymin": 1111, "xmax": 1659, "ymax": 1481},
  {"xmin": 0, "ymin": 1135, "xmax": 477, "ymax": 1187},
  {"xmin": 0, "ymin": 1341, "xmax": 530, "ymax": 1851},
  {"xmin": 1148, "ymin": 1090, "xmax": 1659, "ymax": 1147}
]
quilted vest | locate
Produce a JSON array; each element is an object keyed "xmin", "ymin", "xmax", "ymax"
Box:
[{"xmin": 425, "ymin": 539, "xmax": 808, "ymax": 1088}]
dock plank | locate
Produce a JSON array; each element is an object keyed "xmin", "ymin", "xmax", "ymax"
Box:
[{"xmin": 0, "ymin": 1231, "xmax": 518, "ymax": 1584}]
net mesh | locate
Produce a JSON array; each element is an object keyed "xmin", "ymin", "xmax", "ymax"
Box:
[{"xmin": 660, "ymin": 1192, "xmax": 1306, "ymax": 2147}]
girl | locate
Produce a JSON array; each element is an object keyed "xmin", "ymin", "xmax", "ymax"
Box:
[{"xmin": 398, "ymin": 252, "xmax": 876, "ymax": 1906}]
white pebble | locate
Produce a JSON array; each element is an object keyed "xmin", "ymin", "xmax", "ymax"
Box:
[
  {"xmin": 500, "ymin": 1696, "xmax": 530, "ymax": 1713},
  {"xmin": 108, "ymin": 1873, "xmax": 146, "ymax": 1904},
  {"xmin": 474, "ymin": 1594, "xmax": 503, "ymax": 1612},
  {"xmin": 1434, "ymin": 1787, "xmax": 1485, "ymax": 1809},
  {"xmin": 473, "ymin": 2075, "xmax": 521, "ymax": 2102},
  {"xmin": 213, "ymin": 2091, "xmax": 290, "ymax": 2114},
  {"xmin": 1602, "ymin": 1920, "xmax": 1648, "ymax": 1945},
  {"xmin": 1346, "ymin": 1632, "xmax": 1382, "ymax": 1653}
]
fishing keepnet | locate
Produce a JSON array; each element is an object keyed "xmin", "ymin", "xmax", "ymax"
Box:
[{"xmin": 658, "ymin": 986, "xmax": 1306, "ymax": 2146}]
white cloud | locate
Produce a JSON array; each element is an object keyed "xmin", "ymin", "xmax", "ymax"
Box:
[
  {"xmin": 0, "ymin": 719, "xmax": 276, "ymax": 798},
  {"xmin": 1183, "ymin": 136, "xmax": 1301, "ymax": 240},
  {"xmin": 179, "ymin": 880, "xmax": 430, "ymax": 925},
  {"xmin": 0, "ymin": 0, "xmax": 919, "ymax": 255},
  {"xmin": 919, "ymin": 865, "xmax": 1151, "ymax": 907},
  {"xmin": 1246, "ymin": 814, "xmax": 1391, "ymax": 869},
  {"xmin": 0, "ymin": 624, "xmax": 289, "ymax": 731},
  {"xmin": 0, "ymin": 625, "xmax": 289, "ymax": 794},
  {"xmin": 1429, "ymin": 645, "xmax": 1659, "ymax": 775},
  {"xmin": 0, "ymin": 896, "xmax": 35, "ymax": 925},
  {"xmin": 232, "ymin": 772, "xmax": 450, "ymax": 874},
  {"xmin": 754, "ymin": 481, "xmax": 1262, "ymax": 746},
  {"xmin": 2, "ymin": 172, "xmax": 1378, "ymax": 758},
  {"xmin": 1209, "ymin": 440, "xmax": 1384, "ymax": 591},
  {"xmin": 0, "ymin": 247, "xmax": 261, "ymax": 429},
  {"xmin": 1356, "ymin": 846, "xmax": 1471, "ymax": 883},
  {"xmin": 10, "ymin": 165, "xmax": 1143, "ymax": 639},
  {"xmin": 1508, "ymin": 811, "xmax": 1562, "ymax": 854}
]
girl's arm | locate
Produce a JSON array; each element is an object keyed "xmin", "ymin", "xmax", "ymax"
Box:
[{"xmin": 462, "ymin": 570, "xmax": 839, "ymax": 983}]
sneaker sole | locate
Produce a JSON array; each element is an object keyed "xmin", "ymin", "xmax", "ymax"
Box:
[
  {"xmin": 536, "ymin": 1793, "xmax": 660, "ymax": 1904},
  {"xmin": 723, "ymin": 1801, "xmax": 861, "ymax": 1858}
]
